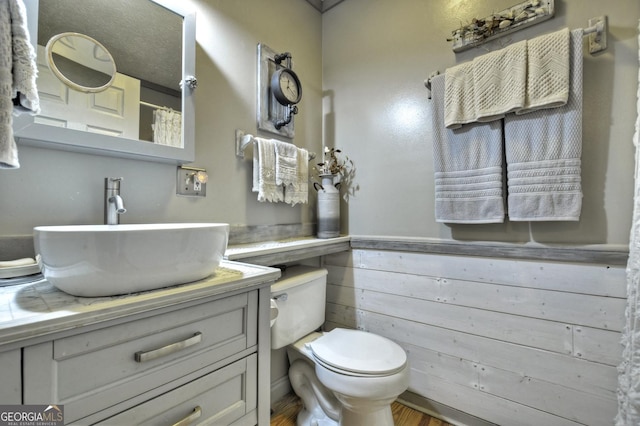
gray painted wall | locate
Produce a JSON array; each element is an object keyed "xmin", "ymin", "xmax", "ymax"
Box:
[
  {"xmin": 1, "ymin": 0, "xmax": 322, "ymax": 242},
  {"xmin": 323, "ymin": 0, "xmax": 639, "ymax": 247},
  {"xmin": 2, "ymin": 0, "xmax": 636, "ymax": 251}
]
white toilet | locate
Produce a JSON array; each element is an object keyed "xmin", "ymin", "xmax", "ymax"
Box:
[{"xmin": 271, "ymin": 265, "xmax": 409, "ymax": 426}]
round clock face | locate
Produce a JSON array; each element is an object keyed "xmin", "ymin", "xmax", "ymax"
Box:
[{"xmin": 271, "ymin": 68, "xmax": 302, "ymax": 105}]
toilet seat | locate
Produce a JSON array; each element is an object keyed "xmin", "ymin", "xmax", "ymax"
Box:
[{"xmin": 308, "ymin": 328, "xmax": 407, "ymax": 377}]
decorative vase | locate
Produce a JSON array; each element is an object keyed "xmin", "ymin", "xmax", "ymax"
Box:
[{"xmin": 314, "ymin": 174, "xmax": 340, "ymax": 239}]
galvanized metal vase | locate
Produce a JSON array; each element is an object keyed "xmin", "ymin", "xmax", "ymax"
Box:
[{"xmin": 314, "ymin": 174, "xmax": 340, "ymax": 239}]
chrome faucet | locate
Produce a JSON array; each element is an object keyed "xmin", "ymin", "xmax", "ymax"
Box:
[{"xmin": 105, "ymin": 177, "xmax": 126, "ymax": 225}]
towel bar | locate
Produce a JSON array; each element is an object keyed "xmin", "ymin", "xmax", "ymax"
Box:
[{"xmin": 235, "ymin": 130, "xmax": 316, "ymax": 161}]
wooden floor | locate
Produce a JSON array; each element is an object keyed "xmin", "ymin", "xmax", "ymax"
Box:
[{"xmin": 271, "ymin": 393, "xmax": 454, "ymax": 426}]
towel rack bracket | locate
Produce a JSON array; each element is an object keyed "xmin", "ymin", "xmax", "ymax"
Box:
[
  {"xmin": 586, "ymin": 16, "xmax": 607, "ymax": 54},
  {"xmin": 235, "ymin": 129, "xmax": 253, "ymax": 159}
]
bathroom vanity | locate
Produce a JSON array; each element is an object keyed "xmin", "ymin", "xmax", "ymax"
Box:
[{"xmin": 0, "ymin": 261, "xmax": 280, "ymax": 425}]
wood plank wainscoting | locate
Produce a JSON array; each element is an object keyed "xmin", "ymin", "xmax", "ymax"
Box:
[{"xmin": 323, "ymin": 240, "xmax": 627, "ymax": 426}]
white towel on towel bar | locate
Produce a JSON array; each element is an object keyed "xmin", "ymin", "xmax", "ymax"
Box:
[
  {"xmin": 284, "ymin": 148, "xmax": 309, "ymax": 206},
  {"xmin": 445, "ymin": 40, "xmax": 527, "ymax": 128},
  {"xmin": 517, "ymin": 28, "xmax": 570, "ymax": 115},
  {"xmin": 431, "ymin": 74, "xmax": 505, "ymax": 224},
  {"xmin": 503, "ymin": 29, "xmax": 583, "ymax": 221},
  {"xmin": 443, "ymin": 62, "xmax": 476, "ymax": 129},
  {"xmin": 473, "ymin": 40, "xmax": 528, "ymax": 124},
  {"xmin": 252, "ymin": 137, "xmax": 284, "ymax": 203},
  {"xmin": 1, "ymin": 0, "xmax": 40, "ymax": 169},
  {"xmin": 274, "ymin": 140, "xmax": 298, "ymax": 187}
]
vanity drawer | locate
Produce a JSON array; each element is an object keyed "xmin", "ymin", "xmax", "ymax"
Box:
[
  {"xmin": 23, "ymin": 291, "xmax": 258, "ymax": 423},
  {"xmin": 98, "ymin": 354, "xmax": 257, "ymax": 426}
]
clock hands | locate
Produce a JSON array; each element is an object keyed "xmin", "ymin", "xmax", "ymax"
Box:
[{"xmin": 282, "ymin": 77, "xmax": 297, "ymax": 99}]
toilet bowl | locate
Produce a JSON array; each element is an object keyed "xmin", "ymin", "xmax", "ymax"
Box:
[{"xmin": 271, "ymin": 266, "xmax": 409, "ymax": 426}]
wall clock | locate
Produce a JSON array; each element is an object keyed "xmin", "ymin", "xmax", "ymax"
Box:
[
  {"xmin": 257, "ymin": 43, "xmax": 301, "ymax": 138},
  {"xmin": 271, "ymin": 67, "xmax": 302, "ymax": 106}
]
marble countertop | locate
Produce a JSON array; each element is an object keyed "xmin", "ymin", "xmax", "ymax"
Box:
[
  {"xmin": 0, "ymin": 260, "xmax": 280, "ymax": 348},
  {"xmin": 225, "ymin": 236, "xmax": 351, "ymax": 265}
]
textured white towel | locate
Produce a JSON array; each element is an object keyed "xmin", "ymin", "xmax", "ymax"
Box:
[
  {"xmin": 431, "ymin": 74, "xmax": 505, "ymax": 223},
  {"xmin": 152, "ymin": 109, "xmax": 182, "ymax": 147},
  {"xmin": 503, "ymin": 29, "xmax": 583, "ymax": 221},
  {"xmin": 473, "ymin": 40, "xmax": 528, "ymax": 123},
  {"xmin": 517, "ymin": 28, "xmax": 570, "ymax": 115},
  {"xmin": 0, "ymin": 0, "xmax": 40, "ymax": 169},
  {"xmin": 444, "ymin": 40, "xmax": 527, "ymax": 128},
  {"xmin": 444, "ymin": 62, "xmax": 476, "ymax": 129},
  {"xmin": 252, "ymin": 138, "xmax": 284, "ymax": 202},
  {"xmin": 284, "ymin": 148, "xmax": 309, "ymax": 206},
  {"xmin": 274, "ymin": 140, "xmax": 298, "ymax": 186}
]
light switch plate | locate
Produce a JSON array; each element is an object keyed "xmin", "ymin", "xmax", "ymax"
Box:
[{"xmin": 176, "ymin": 167, "xmax": 206, "ymax": 197}]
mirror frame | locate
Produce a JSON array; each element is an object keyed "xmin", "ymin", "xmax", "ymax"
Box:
[
  {"xmin": 46, "ymin": 32, "xmax": 117, "ymax": 93},
  {"xmin": 14, "ymin": 0, "xmax": 196, "ymax": 164}
]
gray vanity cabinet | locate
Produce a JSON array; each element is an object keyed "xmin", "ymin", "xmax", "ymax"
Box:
[
  {"xmin": 0, "ymin": 349, "xmax": 21, "ymax": 404},
  {"xmin": 22, "ymin": 290, "xmax": 261, "ymax": 425}
]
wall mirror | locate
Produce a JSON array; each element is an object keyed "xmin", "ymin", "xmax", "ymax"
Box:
[
  {"xmin": 14, "ymin": 0, "xmax": 196, "ymax": 164},
  {"xmin": 46, "ymin": 32, "xmax": 117, "ymax": 93}
]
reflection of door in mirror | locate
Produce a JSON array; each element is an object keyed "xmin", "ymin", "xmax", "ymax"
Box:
[
  {"xmin": 36, "ymin": 45, "xmax": 140, "ymax": 139},
  {"xmin": 14, "ymin": 0, "xmax": 195, "ymax": 164}
]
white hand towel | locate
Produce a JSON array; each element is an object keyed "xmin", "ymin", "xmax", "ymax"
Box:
[
  {"xmin": 252, "ymin": 137, "xmax": 284, "ymax": 203},
  {"xmin": 152, "ymin": 109, "xmax": 182, "ymax": 147},
  {"xmin": 444, "ymin": 62, "xmax": 476, "ymax": 129},
  {"xmin": 517, "ymin": 28, "xmax": 570, "ymax": 115},
  {"xmin": 473, "ymin": 40, "xmax": 528, "ymax": 123},
  {"xmin": 431, "ymin": 74, "xmax": 505, "ymax": 223},
  {"xmin": 284, "ymin": 148, "xmax": 309, "ymax": 206},
  {"xmin": 274, "ymin": 140, "xmax": 298, "ymax": 186},
  {"xmin": 1, "ymin": 0, "xmax": 40, "ymax": 169},
  {"xmin": 444, "ymin": 40, "xmax": 527, "ymax": 128},
  {"xmin": 504, "ymin": 29, "xmax": 583, "ymax": 221}
]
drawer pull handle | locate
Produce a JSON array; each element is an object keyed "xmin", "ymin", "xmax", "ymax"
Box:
[
  {"xmin": 172, "ymin": 406, "xmax": 202, "ymax": 426},
  {"xmin": 135, "ymin": 332, "xmax": 202, "ymax": 363}
]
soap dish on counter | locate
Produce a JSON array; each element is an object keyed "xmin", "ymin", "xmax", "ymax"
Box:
[{"xmin": 0, "ymin": 258, "xmax": 43, "ymax": 286}]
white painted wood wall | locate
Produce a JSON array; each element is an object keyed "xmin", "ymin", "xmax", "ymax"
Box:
[{"xmin": 324, "ymin": 249, "xmax": 626, "ymax": 426}]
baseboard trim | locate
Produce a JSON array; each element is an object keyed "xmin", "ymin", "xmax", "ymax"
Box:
[
  {"xmin": 270, "ymin": 376, "xmax": 293, "ymax": 407},
  {"xmin": 398, "ymin": 391, "xmax": 497, "ymax": 426}
]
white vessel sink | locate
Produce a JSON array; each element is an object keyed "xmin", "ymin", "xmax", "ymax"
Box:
[{"xmin": 33, "ymin": 223, "xmax": 229, "ymax": 297}]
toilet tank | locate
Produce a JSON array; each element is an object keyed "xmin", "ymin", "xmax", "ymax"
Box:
[{"xmin": 271, "ymin": 266, "xmax": 328, "ymax": 350}]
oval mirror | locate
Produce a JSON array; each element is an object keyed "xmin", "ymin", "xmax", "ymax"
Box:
[{"xmin": 45, "ymin": 32, "xmax": 116, "ymax": 93}]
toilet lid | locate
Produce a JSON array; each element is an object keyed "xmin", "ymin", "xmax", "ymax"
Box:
[{"xmin": 308, "ymin": 328, "xmax": 407, "ymax": 376}]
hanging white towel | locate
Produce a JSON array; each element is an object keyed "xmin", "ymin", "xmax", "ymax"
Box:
[
  {"xmin": 284, "ymin": 147, "xmax": 309, "ymax": 206},
  {"xmin": 0, "ymin": 0, "xmax": 40, "ymax": 169},
  {"xmin": 503, "ymin": 29, "xmax": 583, "ymax": 221},
  {"xmin": 444, "ymin": 40, "xmax": 527, "ymax": 128},
  {"xmin": 517, "ymin": 28, "xmax": 570, "ymax": 115},
  {"xmin": 444, "ymin": 62, "xmax": 476, "ymax": 129},
  {"xmin": 431, "ymin": 74, "xmax": 505, "ymax": 223},
  {"xmin": 252, "ymin": 137, "xmax": 284, "ymax": 203},
  {"xmin": 274, "ymin": 140, "xmax": 298, "ymax": 187},
  {"xmin": 473, "ymin": 40, "xmax": 528, "ymax": 123},
  {"xmin": 152, "ymin": 108, "xmax": 182, "ymax": 147}
]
